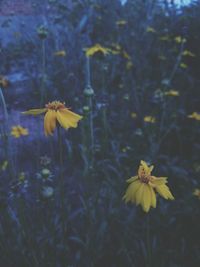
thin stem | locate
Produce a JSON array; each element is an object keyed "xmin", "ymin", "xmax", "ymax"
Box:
[
  {"xmin": 0, "ymin": 87, "xmax": 8, "ymax": 121},
  {"xmin": 40, "ymin": 39, "xmax": 46, "ymax": 107},
  {"xmin": 146, "ymin": 214, "xmax": 152, "ymax": 267},
  {"xmin": 86, "ymin": 56, "xmax": 91, "ymax": 87}
]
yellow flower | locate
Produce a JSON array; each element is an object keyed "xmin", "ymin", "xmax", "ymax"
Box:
[
  {"xmin": 85, "ymin": 44, "xmax": 111, "ymax": 57},
  {"xmin": 158, "ymin": 55, "xmax": 167, "ymax": 60},
  {"xmin": 116, "ymin": 20, "xmax": 127, "ymax": 26},
  {"xmin": 174, "ymin": 36, "xmax": 186, "ymax": 43},
  {"xmin": 0, "ymin": 75, "xmax": 9, "ymax": 88},
  {"xmin": 54, "ymin": 50, "xmax": 66, "ymax": 57},
  {"xmin": 193, "ymin": 189, "xmax": 200, "ymax": 199},
  {"xmin": 11, "ymin": 125, "xmax": 29, "ymax": 138},
  {"xmin": 126, "ymin": 60, "xmax": 133, "ymax": 70},
  {"xmin": 159, "ymin": 35, "xmax": 170, "ymax": 41},
  {"xmin": 182, "ymin": 50, "xmax": 195, "ymax": 57},
  {"xmin": 164, "ymin": 90, "xmax": 180, "ymax": 96},
  {"xmin": 146, "ymin": 26, "xmax": 156, "ymax": 33},
  {"xmin": 131, "ymin": 112, "xmax": 137, "ymax": 119},
  {"xmin": 180, "ymin": 63, "xmax": 188, "ymax": 68},
  {"xmin": 22, "ymin": 101, "xmax": 82, "ymax": 136},
  {"xmin": 1, "ymin": 160, "xmax": 8, "ymax": 171},
  {"xmin": 144, "ymin": 116, "xmax": 156, "ymax": 123},
  {"xmin": 123, "ymin": 160, "xmax": 174, "ymax": 212},
  {"xmin": 188, "ymin": 112, "xmax": 200, "ymax": 121}
]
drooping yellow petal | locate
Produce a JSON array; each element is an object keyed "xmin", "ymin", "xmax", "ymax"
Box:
[
  {"xmin": 149, "ymin": 186, "xmax": 156, "ymax": 208},
  {"xmin": 126, "ymin": 176, "xmax": 138, "ymax": 183},
  {"xmin": 56, "ymin": 110, "xmax": 71, "ymax": 129},
  {"xmin": 152, "ymin": 177, "xmax": 168, "ymax": 186},
  {"xmin": 44, "ymin": 110, "xmax": 55, "ymax": 136},
  {"xmin": 57, "ymin": 109, "xmax": 82, "ymax": 129},
  {"xmin": 143, "ymin": 184, "xmax": 151, "ymax": 212},
  {"xmin": 22, "ymin": 108, "xmax": 47, "ymax": 115},
  {"xmin": 156, "ymin": 184, "xmax": 174, "ymax": 200},
  {"xmin": 123, "ymin": 180, "xmax": 141, "ymax": 203},
  {"xmin": 49, "ymin": 110, "xmax": 57, "ymax": 133},
  {"xmin": 135, "ymin": 183, "xmax": 145, "ymax": 206}
]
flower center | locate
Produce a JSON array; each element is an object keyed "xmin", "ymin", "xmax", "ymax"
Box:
[
  {"xmin": 45, "ymin": 101, "xmax": 66, "ymax": 111},
  {"xmin": 138, "ymin": 167, "xmax": 152, "ymax": 184}
]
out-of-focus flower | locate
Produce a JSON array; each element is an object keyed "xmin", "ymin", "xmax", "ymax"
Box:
[
  {"xmin": 11, "ymin": 125, "xmax": 29, "ymax": 138},
  {"xmin": 146, "ymin": 26, "xmax": 156, "ymax": 33},
  {"xmin": 1, "ymin": 160, "xmax": 8, "ymax": 171},
  {"xmin": 131, "ymin": 112, "xmax": 137, "ymax": 119},
  {"xmin": 174, "ymin": 36, "xmax": 186, "ymax": 43},
  {"xmin": 123, "ymin": 160, "xmax": 174, "ymax": 212},
  {"xmin": 122, "ymin": 146, "xmax": 131, "ymax": 153},
  {"xmin": 164, "ymin": 90, "xmax": 180, "ymax": 96},
  {"xmin": 122, "ymin": 51, "xmax": 131, "ymax": 60},
  {"xmin": 193, "ymin": 189, "xmax": 200, "ymax": 199},
  {"xmin": 18, "ymin": 172, "xmax": 26, "ymax": 182},
  {"xmin": 158, "ymin": 55, "xmax": 167, "ymax": 61},
  {"xmin": 85, "ymin": 44, "xmax": 112, "ymax": 57},
  {"xmin": 22, "ymin": 101, "xmax": 82, "ymax": 136},
  {"xmin": 144, "ymin": 116, "xmax": 156, "ymax": 123},
  {"xmin": 123, "ymin": 94, "xmax": 130, "ymax": 101},
  {"xmin": 54, "ymin": 50, "xmax": 66, "ymax": 57},
  {"xmin": 37, "ymin": 25, "xmax": 48, "ymax": 39},
  {"xmin": 134, "ymin": 128, "xmax": 143, "ymax": 136},
  {"xmin": 153, "ymin": 89, "xmax": 164, "ymax": 103},
  {"xmin": 41, "ymin": 168, "xmax": 51, "ymax": 178},
  {"xmin": 126, "ymin": 60, "xmax": 133, "ymax": 69},
  {"xmin": 180, "ymin": 63, "xmax": 188, "ymax": 68},
  {"xmin": 159, "ymin": 35, "xmax": 170, "ymax": 41},
  {"xmin": 40, "ymin": 155, "xmax": 51, "ymax": 166},
  {"xmin": 42, "ymin": 186, "xmax": 54, "ymax": 198},
  {"xmin": 0, "ymin": 75, "xmax": 9, "ymax": 88},
  {"xmin": 182, "ymin": 50, "xmax": 195, "ymax": 57},
  {"xmin": 188, "ymin": 112, "xmax": 200, "ymax": 121},
  {"xmin": 116, "ymin": 20, "xmax": 127, "ymax": 26}
]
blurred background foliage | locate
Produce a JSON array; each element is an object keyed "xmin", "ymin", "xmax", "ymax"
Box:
[{"xmin": 0, "ymin": 0, "xmax": 200, "ymax": 266}]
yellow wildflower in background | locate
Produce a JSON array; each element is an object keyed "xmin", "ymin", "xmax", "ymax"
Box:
[
  {"xmin": 131, "ymin": 112, "xmax": 137, "ymax": 119},
  {"xmin": 22, "ymin": 101, "xmax": 82, "ymax": 136},
  {"xmin": 164, "ymin": 90, "xmax": 180, "ymax": 96},
  {"xmin": 159, "ymin": 35, "xmax": 170, "ymax": 41},
  {"xmin": 116, "ymin": 20, "xmax": 127, "ymax": 26},
  {"xmin": 182, "ymin": 50, "xmax": 195, "ymax": 57},
  {"xmin": 180, "ymin": 63, "xmax": 188, "ymax": 68},
  {"xmin": 11, "ymin": 125, "xmax": 29, "ymax": 138},
  {"xmin": 188, "ymin": 112, "xmax": 200, "ymax": 121},
  {"xmin": 0, "ymin": 75, "xmax": 9, "ymax": 88},
  {"xmin": 54, "ymin": 50, "xmax": 66, "ymax": 57},
  {"xmin": 85, "ymin": 44, "xmax": 111, "ymax": 57},
  {"xmin": 193, "ymin": 189, "xmax": 200, "ymax": 199},
  {"xmin": 174, "ymin": 36, "xmax": 186, "ymax": 43},
  {"xmin": 146, "ymin": 26, "xmax": 156, "ymax": 33},
  {"xmin": 123, "ymin": 160, "xmax": 174, "ymax": 212},
  {"xmin": 1, "ymin": 160, "xmax": 8, "ymax": 171},
  {"xmin": 144, "ymin": 116, "xmax": 156, "ymax": 123}
]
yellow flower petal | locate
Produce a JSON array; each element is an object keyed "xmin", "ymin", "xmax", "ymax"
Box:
[
  {"xmin": 156, "ymin": 184, "xmax": 174, "ymax": 200},
  {"xmin": 58, "ymin": 109, "xmax": 82, "ymax": 128},
  {"xmin": 143, "ymin": 184, "xmax": 151, "ymax": 212},
  {"xmin": 44, "ymin": 110, "xmax": 55, "ymax": 136},
  {"xmin": 22, "ymin": 108, "xmax": 47, "ymax": 115},
  {"xmin": 149, "ymin": 186, "xmax": 156, "ymax": 208},
  {"xmin": 126, "ymin": 176, "xmax": 138, "ymax": 183},
  {"xmin": 123, "ymin": 180, "xmax": 141, "ymax": 203},
  {"xmin": 135, "ymin": 183, "xmax": 145, "ymax": 206}
]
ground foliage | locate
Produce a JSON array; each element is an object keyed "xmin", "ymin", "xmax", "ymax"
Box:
[{"xmin": 0, "ymin": 0, "xmax": 200, "ymax": 266}]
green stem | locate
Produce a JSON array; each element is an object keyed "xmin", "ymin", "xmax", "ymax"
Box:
[
  {"xmin": 40, "ymin": 39, "xmax": 46, "ymax": 107},
  {"xmin": 0, "ymin": 87, "xmax": 8, "ymax": 121},
  {"xmin": 146, "ymin": 214, "xmax": 152, "ymax": 267}
]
